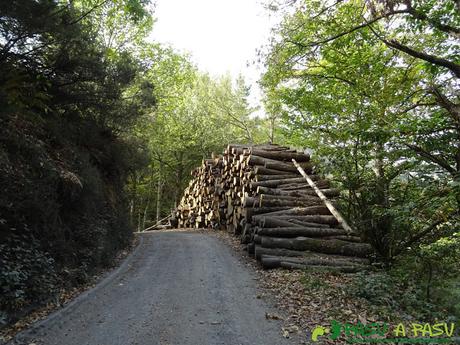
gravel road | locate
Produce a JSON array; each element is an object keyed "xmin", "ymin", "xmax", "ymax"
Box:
[{"xmin": 10, "ymin": 231, "xmax": 301, "ymax": 345}]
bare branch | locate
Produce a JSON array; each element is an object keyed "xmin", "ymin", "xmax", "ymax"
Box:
[
  {"xmin": 396, "ymin": 219, "xmax": 444, "ymax": 255},
  {"xmin": 430, "ymin": 86, "xmax": 460, "ymax": 124},
  {"xmin": 289, "ymin": 9, "xmax": 408, "ymax": 47},
  {"xmin": 405, "ymin": 2, "xmax": 460, "ymax": 39},
  {"xmin": 382, "ymin": 38, "xmax": 460, "ymax": 78},
  {"xmin": 69, "ymin": 0, "xmax": 110, "ymax": 25},
  {"xmin": 405, "ymin": 143, "xmax": 457, "ymax": 175},
  {"xmin": 311, "ymin": 0, "xmax": 345, "ymax": 20},
  {"xmin": 291, "ymin": 71, "xmax": 356, "ymax": 86}
]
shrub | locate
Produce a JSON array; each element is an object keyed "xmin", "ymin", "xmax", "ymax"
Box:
[{"xmin": 0, "ymin": 230, "xmax": 58, "ymax": 317}]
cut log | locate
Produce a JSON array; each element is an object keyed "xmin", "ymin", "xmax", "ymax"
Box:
[
  {"xmin": 255, "ymin": 246, "xmax": 306, "ymax": 260},
  {"xmin": 275, "ymin": 216, "xmax": 338, "ymax": 226},
  {"xmin": 169, "ymin": 217, "xmax": 178, "ymax": 228},
  {"xmin": 243, "ymin": 206, "xmax": 292, "ymax": 221},
  {"xmin": 256, "ymin": 186, "xmax": 340, "ymax": 198},
  {"xmin": 257, "ymin": 197, "xmax": 321, "ymax": 208},
  {"xmin": 261, "ymin": 206, "xmax": 333, "ymax": 217},
  {"xmin": 259, "ymin": 193, "xmax": 320, "ymax": 202},
  {"xmin": 260, "ymin": 255, "xmax": 370, "ymax": 271},
  {"xmin": 256, "ymin": 227, "xmax": 353, "ymax": 237},
  {"xmin": 227, "ymin": 143, "xmax": 291, "ymax": 152},
  {"xmin": 242, "ymin": 196, "xmax": 259, "ymax": 207},
  {"xmin": 254, "ymin": 246, "xmax": 371, "ymax": 263},
  {"xmin": 259, "ymin": 236, "xmax": 373, "ymax": 257},
  {"xmin": 240, "ymin": 223, "xmax": 252, "ymax": 244},
  {"xmin": 255, "ymin": 216, "xmax": 303, "ymax": 228},
  {"xmin": 284, "ymin": 219, "xmax": 331, "ymax": 228},
  {"xmin": 264, "ymin": 161, "xmax": 313, "ymax": 173},
  {"xmin": 255, "ymin": 174, "xmax": 300, "ymax": 181},
  {"xmin": 246, "ymin": 155, "xmax": 282, "ymax": 167},
  {"xmin": 279, "ymin": 263, "xmax": 368, "ymax": 273},
  {"xmin": 322, "ymin": 235, "xmax": 363, "ymax": 242},
  {"xmin": 279, "ymin": 181, "xmax": 331, "ymax": 190},
  {"xmin": 247, "ymin": 242, "xmax": 255, "ymax": 256},
  {"xmin": 265, "ymin": 260, "xmax": 369, "ymax": 272},
  {"xmin": 251, "ymin": 213, "xmax": 330, "ymax": 228},
  {"xmin": 254, "ymin": 166, "xmax": 299, "ymax": 175},
  {"xmin": 249, "ymin": 149, "xmax": 310, "ymax": 162},
  {"xmin": 250, "ymin": 176, "xmax": 323, "ymax": 189},
  {"xmin": 173, "ymin": 143, "xmax": 373, "ymax": 272}
]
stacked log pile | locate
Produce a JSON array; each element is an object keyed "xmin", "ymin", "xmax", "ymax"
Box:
[{"xmin": 171, "ymin": 144, "xmax": 373, "ymax": 271}]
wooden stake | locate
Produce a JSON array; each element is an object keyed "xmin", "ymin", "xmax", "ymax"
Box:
[
  {"xmin": 292, "ymin": 159, "xmax": 354, "ymax": 235},
  {"xmin": 142, "ymin": 214, "xmax": 171, "ymax": 232}
]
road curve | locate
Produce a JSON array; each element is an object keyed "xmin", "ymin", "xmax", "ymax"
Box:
[{"xmin": 10, "ymin": 231, "xmax": 300, "ymax": 345}]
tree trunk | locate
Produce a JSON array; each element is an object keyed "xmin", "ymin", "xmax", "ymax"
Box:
[
  {"xmin": 137, "ymin": 195, "xmax": 143, "ymax": 232},
  {"xmin": 175, "ymin": 151, "xmax": 184, "ymax": 206},
  {"xmin": 156, "ymin": 163, "xmax": 162, "ymax": 223},
  {"xmin": 130, "ymin": 171, "xmax": 138, "ymax": 227}
]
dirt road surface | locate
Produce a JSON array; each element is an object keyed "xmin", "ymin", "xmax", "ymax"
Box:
[{"xmin": 9, "ymin": 231, "xmax": 302, "ymax": 345}]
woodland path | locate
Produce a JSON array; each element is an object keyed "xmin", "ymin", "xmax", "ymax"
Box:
[{"xmin": 10, "ymin": 231, "xmax": 299, "ymax": 345}]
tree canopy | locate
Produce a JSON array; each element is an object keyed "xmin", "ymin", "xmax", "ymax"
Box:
[
  {"xmin": 1, "ymin": 0, "xmax": 459, "ymax": 327},
  {"xmin": 260, "ymin": 0, "xmax": 459, "ymax": 315}
]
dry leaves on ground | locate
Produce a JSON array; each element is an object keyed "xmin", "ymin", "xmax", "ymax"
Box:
[
  {"xmin": 212, "ymin": 229, "xmax": 394, "ymax": 345},
  {"xmin": 0, "ymin": 236, "xmax": 139, "ymax": 343}
]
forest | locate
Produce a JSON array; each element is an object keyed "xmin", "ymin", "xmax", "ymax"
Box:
[{"xmin": 0, "ymin": 0, "xmax": 459, "ymax": 334}]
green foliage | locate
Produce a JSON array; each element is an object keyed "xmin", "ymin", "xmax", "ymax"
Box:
[
  {"xmin": 348, "ymin": 271, "xmax": 439, "ymax": 320},
  {"xmin": 0, "ymin": 232, "xmax": 58, "ymax": 313},
  {"xmin": 127, "ymin": 44, "xmax": 266, "ymax": 230},
  {"xmin": 0, "ymin": 0, "xmax": 155, "ymax": 326},
  {"xmin": 419, "ymin": 232, "xmax": 460, "ymax": 273},
  {"xmin": 261, "ymin": 0, "xmax": 459, "ymax": 318},
  {"xmin": 416, "ymin": 232, "xmax": 460, "ymax": 317},
  {"xmin": 350, "ymin": 244, "xmax": 460, "ymax": 321},
  {"xmin": 350, "ymin": 272, "xmax": 402, "ymax": 311},
  {"xmin": 261, "ymin": 0, "xmax": 460, "ymax": 262}
]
